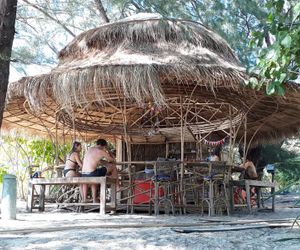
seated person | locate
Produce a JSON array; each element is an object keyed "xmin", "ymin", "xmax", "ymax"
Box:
[
  {"xmin": 81, "ymin": 139, "xmax": 119, "ymax": 203},
  {"xmin": 210, "ymin": 146, "xmax": 221, "ymax": 161},
  {"xmin": 239, "ymin": 147, "xmax": 258, "ymax": 180},
  {"xmin": 64, "ymin": 141, "xmax": 83, "ymax": 177},
  {"xmin": 241, "ymin": 160, "xmax": 258, "ymax": 180}
]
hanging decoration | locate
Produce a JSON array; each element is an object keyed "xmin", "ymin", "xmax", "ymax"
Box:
[{"xmin": 203, "ymin": 137, "xmax": 227, "ymax": 146}]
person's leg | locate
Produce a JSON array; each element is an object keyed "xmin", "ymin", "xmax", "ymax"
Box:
[
  {"xmin": 66, "ymin": 171, "xmax": 83, "ymax": 200},
  {"xmin": 82, "ymin": 184, "xmax": 88, "ymax": 202},
  {"xmin": 91, "ymin": 184, "xmax": 100, "ymax": 203},
  {"xmin": 66, "ymin": 170, "xmax": 79, "ymax": 177}
]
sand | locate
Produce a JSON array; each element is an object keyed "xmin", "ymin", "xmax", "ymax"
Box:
[{"xmin": 0, "ymin": 195, "xmax": 300, "ymax": 250}]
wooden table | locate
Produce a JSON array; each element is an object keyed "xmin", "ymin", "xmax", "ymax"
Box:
[
  {"xmin": 229, "ymin": 179, "xmax": 276, "ymax": 213},
  {"xmin": 27, "ymin": 177, "xmax": 116, "ymax": 215}
]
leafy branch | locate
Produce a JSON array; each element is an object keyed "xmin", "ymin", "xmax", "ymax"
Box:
[{"xmin": 250, "ymin": 0, "xmax": 300, "ymax": 95}]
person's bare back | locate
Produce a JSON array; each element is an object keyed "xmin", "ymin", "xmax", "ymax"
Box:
[
  {"xmin": 81, "ymin": 139, "xmax": 118, "ymax": 203},
  {"xmin": 241, "ymin": 160, "xmax": 258, "ymax": 180},
  {"xmin": 82, "ymin": 146, "xmax": 113, "ymax": 173}
]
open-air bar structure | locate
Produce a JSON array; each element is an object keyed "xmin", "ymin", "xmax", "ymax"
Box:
[{"xmin": 3, "ymin": 14, "xmax": 300, "ymax": 215}]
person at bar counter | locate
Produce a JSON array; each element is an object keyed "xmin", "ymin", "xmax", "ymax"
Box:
[
  {"xmin": 81, "ymin": 139, "xmax": 119, "ymax": 203},
  {"xmin": 210, "ymin": 146, "xmax": 221, "ymax": 161},
  {"xmin": 239, "ymin": 146, "xmax": 258, "ymax": 180}
]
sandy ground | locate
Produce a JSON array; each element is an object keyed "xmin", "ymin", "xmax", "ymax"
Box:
[{"xmin": 0, "ymin": 195, "xmax": 300, "ymax": 250}]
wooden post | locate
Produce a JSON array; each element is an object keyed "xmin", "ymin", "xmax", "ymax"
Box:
[
  {"xmin": 271, "ymin": 173, "xmax": 275, "ymax": 212},
  {"xmin": 245, "ymin": 181, "xmax": 251, "ymax": 213},
  {"xmin": 243, "ymin": 115, "xmax": 247, "ymax": 167},
  {"xmin": 55, "ymin": 118, "xmax": 59, "ymax": 166},
  {"xmin": 208, "ymin": 162, "xmax": 214, "ymax": 216},
  {"xmin": 180, "ymin": 96, "xmax": 185, "ymax": 214},
  {"xmin": 228, "ymin": 105, "xmax": 233, "ymax": 164},
  {"xmin": 38, "ymin": 185, "xmax": 45, "ymax": 212},
  {"xmin": 100, "ymin": 178, "xmax": 106, "ymax": 215},
  {"xmin": 116, "ymin": 138, "xmax": 123, "ymax": 163},
  {"xmin": 199, "ymin": 134, "xmax": 203, "ymax": 160},
  {"xmin": 127, "ymin": 141, "xmax": 134, "ymax": 214},
  {"xmin": 121, "ymin": 99, "xmax": 134, "ymax": 214},
  {"xmin": 154, "ymin": 162, "xmax": 159, "ymax": 216},
  {"xmin": 110, "ymin": 181, "xmax": 116, "ymax": 212},
  {"xmin": 228, "ymin": 182, "xmax": 234, "ymax": 214},
  {"xmin": 257, "ymin": 187, "xmax": 261, "ymax": 208},
  {"xmin": 165, "ymin": 141, "xmax": 169, "ymax": 158},
  {"xmin": 115, "ymin": 138, "xmax": 123, "ymax": 204},
  {"xmin": 27, "ymin": 181, "xmax": 34, "ymax": 212}
]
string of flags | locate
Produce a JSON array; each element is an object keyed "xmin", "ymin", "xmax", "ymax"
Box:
[{"xmin": 203, "ymin": 137, "xmax": 227, "ymax": 146}]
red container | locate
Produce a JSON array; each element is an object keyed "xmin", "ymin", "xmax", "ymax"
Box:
[{"xmin": 133, "ymin": 180, "xmax": 164, "ymax": 204}]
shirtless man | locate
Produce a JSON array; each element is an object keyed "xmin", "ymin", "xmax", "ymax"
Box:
[
  {"xmin": 238, "ymin": 146, "xmax": 259, "ymax": 180},
  {"xmin": 81, "ymin": 139, "xmax": 118, "ymax": 203},
  {"xmin": 241, "ymin": 160, "xmax": 258, "ymax": 180}
]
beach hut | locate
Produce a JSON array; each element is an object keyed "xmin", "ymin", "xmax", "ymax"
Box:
[{"xmin": 4, "ymin": 13, "xmax": 299, "ymax": 214}]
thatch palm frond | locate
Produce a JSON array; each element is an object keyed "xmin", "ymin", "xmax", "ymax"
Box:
[{"xmin": 3, "ymin": 13, "xmax": 300, "ymax": 143}]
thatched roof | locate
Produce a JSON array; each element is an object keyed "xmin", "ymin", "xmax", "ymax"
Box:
[{"xmin": 3, "ymin": 13, "xmax": 300, "ymax": 143}]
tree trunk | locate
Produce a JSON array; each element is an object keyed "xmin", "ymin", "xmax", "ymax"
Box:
[
  {"xmin": 94, "ymin": 0, "xmax": 109, "ymax": 23},
  {"xmin": 0, "ymin": 0, "xmax": 17, "ymax": 129}
]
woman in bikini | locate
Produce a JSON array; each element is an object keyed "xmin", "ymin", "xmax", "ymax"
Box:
[{"xmin": 64, "ymin": 141, "xmax": 83, "ymax": 177}]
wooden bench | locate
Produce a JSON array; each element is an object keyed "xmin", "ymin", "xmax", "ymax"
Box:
[
  {"xmin": 229, "ymin": 180, "xmax": 276, "ymax": 213},
  {"xmin": 27, "ymin": 177, "xmax": 116, "ymax": 215}
]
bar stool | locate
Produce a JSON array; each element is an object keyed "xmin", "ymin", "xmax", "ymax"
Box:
[
  {"xmin": 153, "ymin": 175, "xmax": 175, "ymax": 215},
  {"xmin": 151, "ymin": 159, "xmax": 179, "ymax": 215},
  {"xmin": 201, "ymin": 162, "xmax": 230, "ymax": 216}
]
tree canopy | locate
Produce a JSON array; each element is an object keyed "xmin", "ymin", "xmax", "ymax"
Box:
[{"xmin": 250, "ymin": 0, "xmax": 300, "ymax": 95}]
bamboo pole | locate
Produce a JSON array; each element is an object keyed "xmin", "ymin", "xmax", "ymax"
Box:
[
  {"xmin": 115, "ymin": 138, "xmax": 123, "ymax": 202},
  {"xmin": 121, "ymin": 98, "xmax": 134, "ymax": 214},
  {"xmin": 228, "ymin": 104, "xmax": 233, "ymax": 164},
  {"xmin": 172, "ymin": 224, "xmax": 289, "ymax": 233},
  {"xmin": 180, "ymin": 96, "xmax": 185, "ymax": 214},
  {"xmin": 199, "ymin": 134, "xmax": 203, "ymax": 160},
  {"xmin": 243, "ymin": 115, "xmax": 247, "ymax": 167},
  {"xmin": 2, "ymin": 220, "xmax": 291, "ymax": 235},
  {"xmin": 55, "ymin": 114, "xmax": 59, "ymax": 166},
  {"xmin": 165, "ymin": 141, "xmax": 169, "ymax": 158}
]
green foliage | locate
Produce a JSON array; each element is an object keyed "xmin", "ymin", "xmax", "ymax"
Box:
[
  {"xmin": 0, "ymin": 166, "xmax": 8, "ymax": 184},
  {"xmin": 0, "ymin": 135, "xmax": 72, "ymax": 198},
  {"xmin": 0, "ymin": 135, "xmax": 71, "ymax": 170},
  {"xmin": 27, "ymin": 139, "xmax": 71, "ymax": 165},
  {"xmin": 260, "ymin": 142, "xmax": 300, "ymax": 187},
  {"xmin": 275, "ymin": 157, "xmax": 300, "ymax": 188},
  {"xmin": 12, "ymin": 0, "xmax": 105, "ymax": 75},
  {"xmin": 27, "ymin": 139, "xmax": 54, "ymax": 165},
  {"xmin": 251, "ymin": 0, "xmax": 300, "ymax": 95}
]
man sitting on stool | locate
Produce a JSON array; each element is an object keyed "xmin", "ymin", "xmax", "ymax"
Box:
[{"xmin": 81, "ymin": 139, "xmax": 119, "ymax": 203}]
